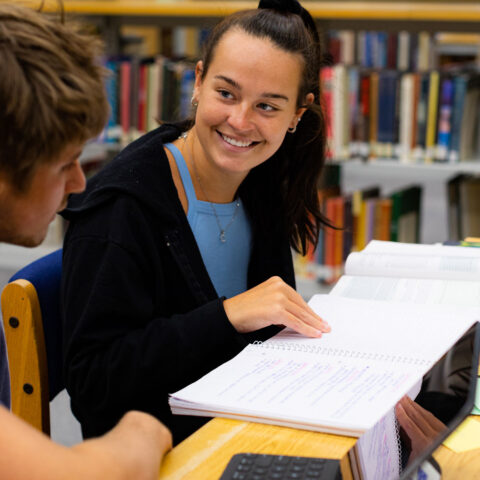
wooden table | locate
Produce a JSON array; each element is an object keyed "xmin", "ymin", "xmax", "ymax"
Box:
[
  {"xmin": 158, "ymin": 416, "xmax": 480, "ymax": 479},
  {"xmin": 433, "ymin": 415, "xmax": 480, "ymax": 480}
]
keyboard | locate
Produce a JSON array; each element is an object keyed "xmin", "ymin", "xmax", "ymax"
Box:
[{"xmin": 218, "ymin": 453, "xmax": 342, "ymax": 480}]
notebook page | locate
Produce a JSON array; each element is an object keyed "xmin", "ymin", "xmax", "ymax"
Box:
[
  {"xmin": 170, "ymin": 343, "xmax": 421, "ymax": 435},
  {"xmin": 330, "ymin": 275, "xmax": 480, "ymax": 307},
  {"xmin": 356, "ymin": 408, "xmax": 400, "ymax": 480},
  {"xmin": 170, "ymin": 297, "xmax": 478, "ymax": 435},
  {"xmin": 267, "ymin": 296, "xmax": 479, "ymax": 365},
  {"xmin": 355, "ymin": 381, "xmax": 422, "ymax": 480}
]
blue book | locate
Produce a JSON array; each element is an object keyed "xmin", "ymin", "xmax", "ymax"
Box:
[
  {"xmin": 449, "ymin": 75, "xmax": 468, "ymax": 163},
  {"xmin": 179, "ymin": 67, "xmax": 195, "ymax": 119},
  {"xmin": 364, "ymin": 31, "xmax": 374, "ymax": 69},
  {"xmin": 436, "ymin": 77, "xmax": 454, "ymax": 162},
  {"xmin": 104, "ymin": 59, "xmax": 120, "ymax": 143},
  {"xmin": 377, "ymin": 71, "xmax": 399, "ymax": 157},
  {"xmin": 375, "ymin": 32, "xmax": 388, "ymax": 69}
]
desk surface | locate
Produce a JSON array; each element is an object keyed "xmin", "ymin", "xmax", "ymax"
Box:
[{"xmin": 159, "ymin": 416, "xmax": 480, "ymax": 479}]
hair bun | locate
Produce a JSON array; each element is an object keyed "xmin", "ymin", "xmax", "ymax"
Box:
[
  {"xmin": 258, "ymin": 0, "xmax": 302, "ymax": 15},
  {"xmin": 258, "ymin": 0, "xmax": 319, "ymax": 44}
]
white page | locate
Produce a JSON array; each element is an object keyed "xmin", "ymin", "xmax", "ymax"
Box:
[
  {"xmin": 170, "ymin": 344, "xmax": 421, "ymax": 435},
  {"xmin": 330, "ymin": 275, "xmax": 480, "ymax": 307},
  {"xmin": 356, "ymin": 408, "xmax": 400, "ymax": 480},
  {"xmin": 355, "ymin": 380, "xmax": 422, "ymax": 480},
  {"xmin": 268, "ymin": 295, "xmax": 479, "ymax": 364},
  {"xmin": 363, "ymin": 240, "xmax": 480, "ymax": 258},
  {"xmin": 345, "ymin": 250, "xmax": 480, "ymax": 281}
]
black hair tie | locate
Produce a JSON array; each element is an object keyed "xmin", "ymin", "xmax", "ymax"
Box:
[
  {"xmin": 258, "ymin": 0, "xmax": 319, "ymax": 44},
  {"xmin": 258, "ymin": 0, "xmax": 302, "ymax": 15}
]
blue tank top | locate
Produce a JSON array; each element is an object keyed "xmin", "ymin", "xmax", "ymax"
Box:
[{"xmin": 165, "ymin": 143, "xmax": 252, "ymax": 299}]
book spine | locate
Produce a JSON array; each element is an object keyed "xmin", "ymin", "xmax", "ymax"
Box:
[
  {"xmin": 436, "ymin": 77, "xmax": 454, "ymax": 162},
  {"xmin": 425, "ymin": 71, "xmax": 440, "ymax": 163}
]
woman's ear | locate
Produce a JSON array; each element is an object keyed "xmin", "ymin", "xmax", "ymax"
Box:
[
  {"xmin": 289, "ymin": 93, "xmax": 314, "ymax": 130},
  {"xmin": 295, "ymin": 92, "xmax": 314, "ymax": 119},
  {"xmin": 192, "ymin": 61, "xmax": 204, "ymax": 102}
]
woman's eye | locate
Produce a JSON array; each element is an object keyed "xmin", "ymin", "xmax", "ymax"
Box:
[
  {"xmin": 258, "ymin": 103, "xmax": 277, "ymax": 112},
  {"xmin": 218, "ymin": 89, "xmax": 233, "ymax": 99}
]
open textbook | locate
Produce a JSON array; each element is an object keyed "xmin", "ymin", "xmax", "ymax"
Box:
[
  {"xmin": 331, "ymin": 240, "xmax": 480, "ymax": 306},
  {"xmin": 169, "ymin": 294, "xmax": 479, "ymax": 437}
]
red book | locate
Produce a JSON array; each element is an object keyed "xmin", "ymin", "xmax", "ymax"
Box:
[
  {"xmin": 138, "ymin": 63, "xmax": 148, "ymax": 134},
  {"xmin": 120, "ymin": 61, "xmax": 131, "ymax": 140},
  {"xmin": 323, "ymin": 196, "xmax": 339, "ymax": 284},
  {"xmin": 320, "ymin": 67, "xmax": 334, "ymax": 159}
]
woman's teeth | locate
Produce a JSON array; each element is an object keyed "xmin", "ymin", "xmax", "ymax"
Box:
[{"xmin": 221, "ymin": 134, "xmax": 253, "ymax": 148}]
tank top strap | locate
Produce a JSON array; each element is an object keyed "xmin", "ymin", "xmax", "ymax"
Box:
[{"xmin": 165, "ymin": 142, "xmax": 198, "ymax": 205}]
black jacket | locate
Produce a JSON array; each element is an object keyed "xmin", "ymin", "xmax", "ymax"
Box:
[{"xmin": 61, "ymin": 124, "xmax": 295, "ymax": 444}]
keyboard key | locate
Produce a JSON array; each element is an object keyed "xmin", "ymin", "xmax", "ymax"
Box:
[{"xmin": 256, "ymin": 455, "xmax": 274, "ymax": 467}]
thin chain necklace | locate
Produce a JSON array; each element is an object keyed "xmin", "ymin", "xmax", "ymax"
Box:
[{"xmin": 180, "ymin": 131, "xmax": 241, "ymax": 243}]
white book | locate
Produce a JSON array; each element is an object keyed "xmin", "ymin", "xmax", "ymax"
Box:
[
  {"xmin": 332, "ymin": 64, "xmax": 349, "ymax": 160},
  {"xmin": 331, "ymin": 240, "xmax": 480, "ymax": 306},
  {"xmin": 169, "ymin": 291, "xmax": 478, "ymax": 437},
  {"xmin": 399, "ymin": 73, "xmax": 414, "ymax": 163}
]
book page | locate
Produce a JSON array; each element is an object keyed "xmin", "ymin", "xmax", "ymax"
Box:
[
  {"xmin": 330, "ymin": 275, "xmax": 480, "ymax": 307},
  {"xmin": 269, "ymin": 296, "xmax": 478, "ymax": 364},
  {"xmin": 345, "ymin": 240, "xmax": 480, "ymax": 281}
]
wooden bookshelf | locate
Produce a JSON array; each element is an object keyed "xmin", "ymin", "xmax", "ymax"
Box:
[{"xmin": 25, "ymin": 1, "xmax": 480, "ymax": 22}]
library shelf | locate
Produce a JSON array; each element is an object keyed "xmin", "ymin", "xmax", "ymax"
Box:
[
  {"xmin": 32, "ymin": 1, "xmax": 480, "ymax": 22},
  {"xmin": 333, "ymin": 159, "xmax": 480, "ymax": 176}
]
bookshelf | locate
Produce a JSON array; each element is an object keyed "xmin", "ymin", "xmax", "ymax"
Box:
[{"xmin": 34, "ymin": 1, "xmax": 480, "ymax": 24}]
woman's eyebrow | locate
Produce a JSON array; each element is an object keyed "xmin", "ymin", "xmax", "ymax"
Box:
[{"xmin": 214, "ymin": 74, "xmax": 289, "ymax": 102}]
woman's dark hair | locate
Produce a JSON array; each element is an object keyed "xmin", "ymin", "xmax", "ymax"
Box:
[{"xmin": 188, "ymin": 1, "xmax": 330, "ymax": 254}]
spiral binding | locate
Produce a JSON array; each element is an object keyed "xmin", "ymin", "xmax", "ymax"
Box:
[{"xmin": 251, "ymin": 341, "xmax": 429, "ymax": 366}]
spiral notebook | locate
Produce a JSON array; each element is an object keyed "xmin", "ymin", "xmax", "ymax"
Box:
[{"xmin": 169, "ymin": 295, "xmax": 479, "ymax": 437}]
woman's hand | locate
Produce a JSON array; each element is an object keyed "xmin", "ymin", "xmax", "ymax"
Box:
[
  {"xmin": 223, "ymin": 276, "xmax": 330, "ymax": 337},
  {"xmin": 395, "ymin": 396, "xmax": 447, "ymax": 465}
]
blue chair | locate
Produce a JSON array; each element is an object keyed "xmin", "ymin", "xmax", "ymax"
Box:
[{"xmin": 0, "ymin": 249, "xmax": 63, "ymax": 435}]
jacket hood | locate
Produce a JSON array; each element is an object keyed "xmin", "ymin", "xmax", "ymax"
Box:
[{"xmin": 61, "ymin": 124, "xmax": 182, "ymax": 221}]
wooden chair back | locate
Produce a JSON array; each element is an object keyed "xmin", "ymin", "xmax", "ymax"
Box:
[{"xmin": 1, "ymin": 279, "xmax": 50, "ymax": 434}]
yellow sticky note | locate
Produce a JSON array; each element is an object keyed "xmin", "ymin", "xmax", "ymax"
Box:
[{"xmin": 443, "ymin": 417, "xmax": 480, "ymax": 453}]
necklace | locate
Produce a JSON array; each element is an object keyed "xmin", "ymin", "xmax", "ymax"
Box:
[{"xmin": 180, "ymin": 131, "xmax": 241, "ymax": 243}]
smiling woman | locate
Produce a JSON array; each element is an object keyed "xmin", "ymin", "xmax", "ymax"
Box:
[{"xmin": 60, "ymin": 0, "xmax": 332, "ymax": 446}]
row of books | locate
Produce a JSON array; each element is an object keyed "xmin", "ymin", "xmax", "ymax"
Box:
[
  {"xmin": 321, "ymin": 65, "xmax": 480, "ymax": 163},
  {"xmin": 103, "ymin": 56, "xmax": 195, "ymax": 145},
  {"xmin": 327, "ymin": 30, "xmax": 436, "ymax": 72},
  {"xmin": 295, "ymin": 169, "xmax": 422, "ymax": 283}
]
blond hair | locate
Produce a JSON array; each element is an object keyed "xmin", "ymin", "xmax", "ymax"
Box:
[{"xmin": 0, "ymin": 2, "xmax": 109, "ymax": 190}]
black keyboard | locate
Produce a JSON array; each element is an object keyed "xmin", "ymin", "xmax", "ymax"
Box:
[{"xmin": 219, "ymin": 453, "xmax": 342, "ymax": 480}]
